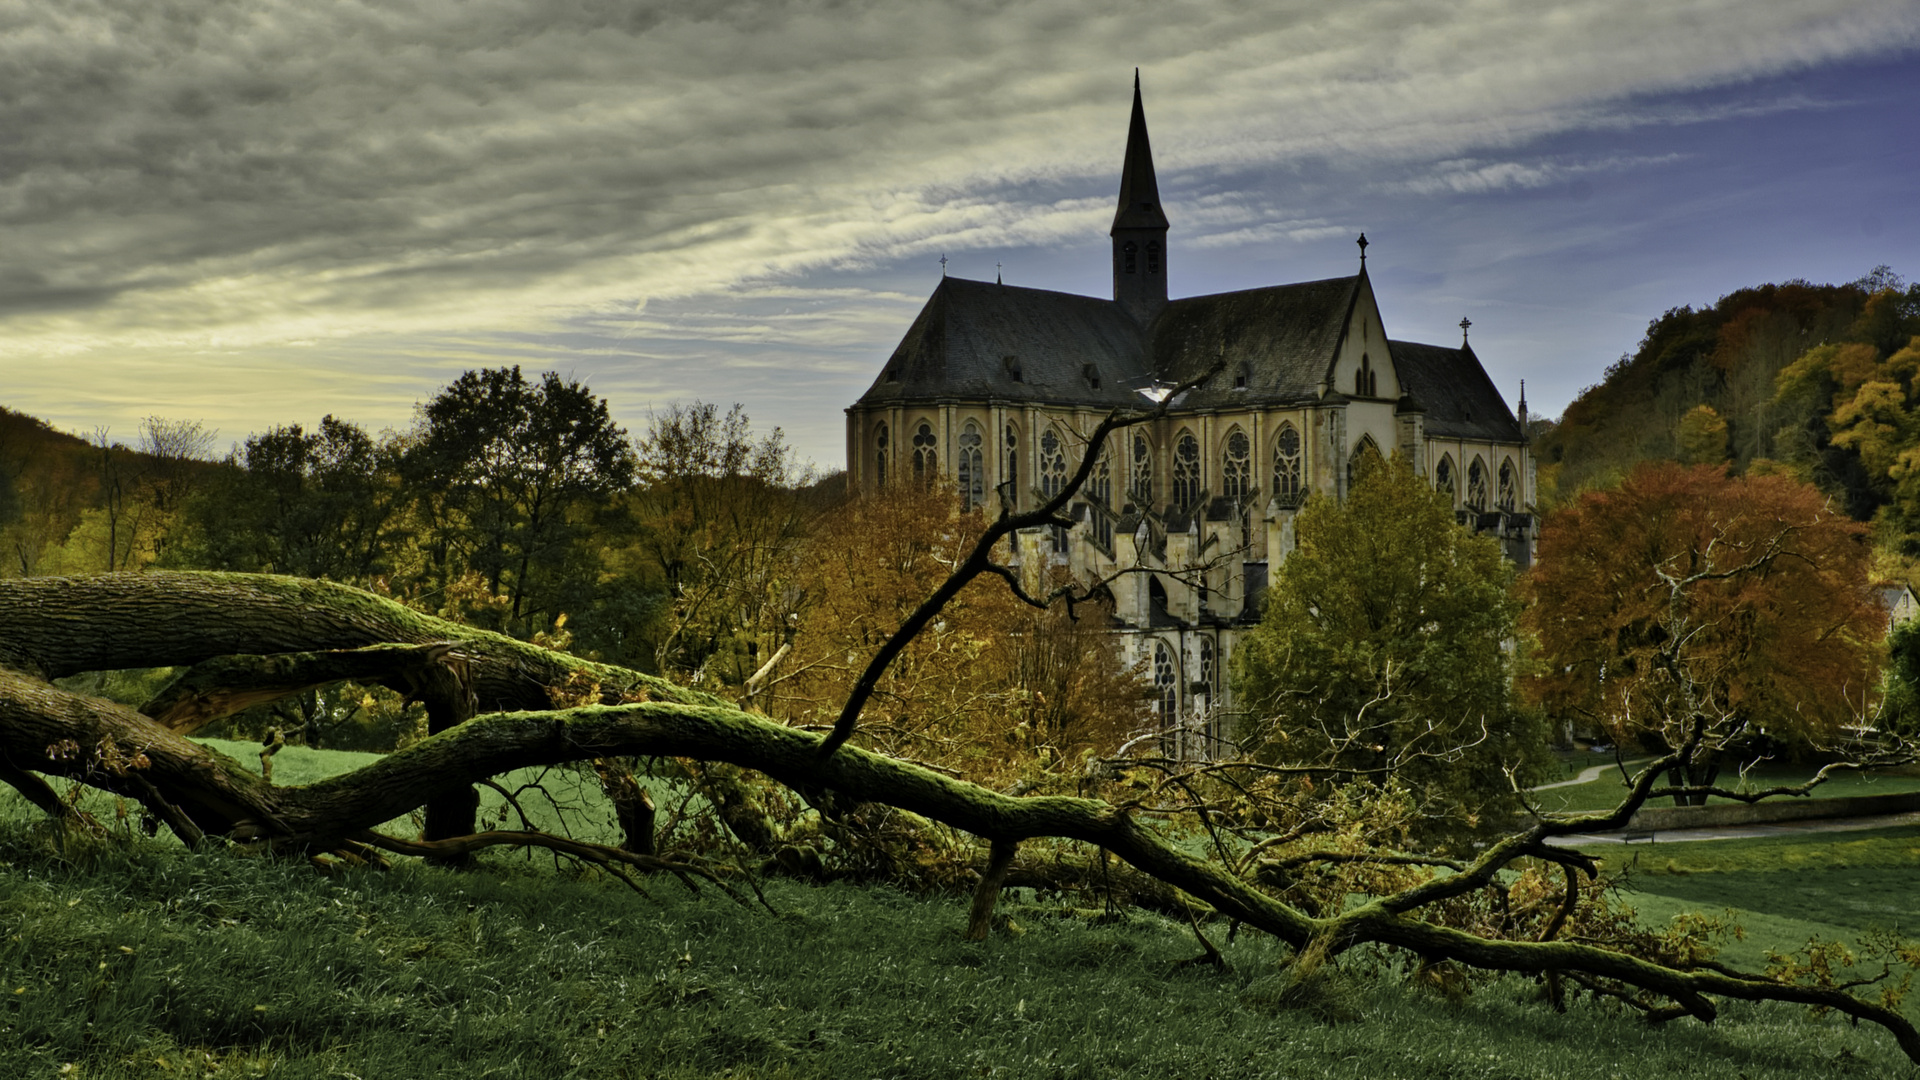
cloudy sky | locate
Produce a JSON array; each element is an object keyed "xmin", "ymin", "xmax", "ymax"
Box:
[{"xmin": 3, "ymin": 0, "xmax": 1917, "ymax": 469}]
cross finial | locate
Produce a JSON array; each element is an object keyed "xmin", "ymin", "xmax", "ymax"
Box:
[
  {"xmin": 1356, "ymin": 233, "xmax": 1368, "ymax": 264},
  {"xmin": 939, "ymin": 253, "xmax": 948, "ymax": 277},
  {"xmin": 1459, "ymin": 316, "xmax": 1472, "ymax": 343}
]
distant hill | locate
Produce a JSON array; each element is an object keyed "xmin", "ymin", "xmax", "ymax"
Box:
[
  {"xmin": 0, "ymin": 406, "xmax": 224, "ymax": 576},
  {"xmin": 1535, "ymin": 267, "xmax": 1920, "ymax": 527}
]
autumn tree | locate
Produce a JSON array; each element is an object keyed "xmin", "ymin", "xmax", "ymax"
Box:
[
  {"xmin": 1525, "ymin": 462, "xmax": 1885, "ymax": 800},
  {"xmin": 1233, "ymin": 453, "xmax": 1549, "ymax": 829},
  {"xmin": 1674, "ymin": 404, "xmax": 1729, "ymax": 465},
  {"xmin": 773, "ymin": 484, "xmax": 1147, "ymax": 783}
]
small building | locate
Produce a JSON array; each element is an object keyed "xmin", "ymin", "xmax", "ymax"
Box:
[
  {"xmin": 1877, "ymin": 582, "xmax": 1918, "ymax": 631},
  {"xmin": 846, "ymin": 77, "xmax": 1533, "ymax": 757}
]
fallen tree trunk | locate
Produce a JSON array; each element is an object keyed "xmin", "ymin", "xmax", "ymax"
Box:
[{"xmin": 2, "ymin": 571, "xmax": 1917, "ymax": 1065}]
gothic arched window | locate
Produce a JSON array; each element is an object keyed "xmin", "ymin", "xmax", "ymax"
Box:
[
  {"xmin": 1002, "ymin": 424, "xmax": 1019, "ymax": 507},
  {"xmin": 1347, "ymin": 436, "xmax": 1382, "ymax": 494},
  {"xmin": 1040, "ymin": 427, "xmax": 1069, "ymax": 552},
  {"xmin": 911, "ymin": 422, "xmax": 937, "ymax": 484},
  {"xmin": 1091, "ymin": 451, "xmax": 1114, "ymax": 549},
  {"xmin": 1356, "ymin": 353, "xmax": 1377, "ymax": 398},
  {"xmin": 1173, "ymin": 430, "xmax": 1201, "ymax": 508},
  {"xmin": 1222, "ymin": 428, "xmax": 1251, "ymax": 502},
  {"xmin": 1273, "ymin": 422, "xmax": 1303, "ymax": 506},
  {"xmin": 874, "ymin": 423, "xmax": 889, "ymax": 485},
  {"xmin": 1154, "ymin": 640, "xmax": 1179, "ymax": 721},
  {"xmin": 1199, "ymin": 637, "xmax": 1216, "ymax": 699},
  {"xmin": 957, "ymin": 423, "xmax": 984, "ymax": 511},
  {"xmin": 1147, "ymin": 241, "xmax": 1161, "ymax": 275},
  {"xmin": 1498, "ymin": 458, "xmax": 1518, "ymax": 512},
  {"xmin": 1131, "ymin": 432, "xmax": 1154, "ymax": 507},
  {"xmin": 1435, "ymin": 454, "xmax": 1455, "ymax": 500},
  {"xmin": 1467, "ymin": 457, "xmax": 1489, "ymax": 511}
]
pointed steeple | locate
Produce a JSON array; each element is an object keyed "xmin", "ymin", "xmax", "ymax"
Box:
[
  {"xmin": 1111, "ymin": 70, "xmax": 1169, "ymax": 324},
  {"xmin": 1111, "ymin": 70, "xmax": 1169, "ymax": 234}
]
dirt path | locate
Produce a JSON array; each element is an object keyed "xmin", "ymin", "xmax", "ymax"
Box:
[
  {"xmin": 1530, "ymin": 758, "xmax": 1651, "ymax": 791},
  {"xmin": 1545, "ymin": 809, "xmax": 1920, "ymax": 846}
]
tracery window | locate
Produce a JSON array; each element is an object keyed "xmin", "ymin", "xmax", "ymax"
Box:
[
  {"xmin": 1273, "ymin": 422, "xmax": 1303, "ymax": 506},
  {"xmin": 1498, "ymin": 459, "xmax": 1517, "ymax": 512},
  {"xmin": 957, "ymin": 423, "xmax": 984, "ymax": 511},
  {"xmin": 1466, "ymin": 457, "xmax": 1489, "ymax": 511},
  {"xmin": 1222, "ymin": 428, "xmax": 1251, "ymax": 502},
  {"xmin": 874, "ymin": 423, "xmax": 889, "ymax": 486},
  {"xmin": 1131, "ymin": 432, "xmax": 1154, "ymax": 507},
  {"xmin": 1172, "ymin": 430, "xmax": 1201, "ymax": 508},
  {"xmin": 1091, "ymin": 451, "xmax": 1114, "ymax": 549},
  {"xmin": 1040, "ymin": 427, "xmax": 1069, "ymax": 552},
  {"xmin": 1199, "ymin": 637, "xmax": 1216, "ymax": 699},
  {"xmin": 1154, "ymin": 640, "xmax": 1179, "ymax": 722},
  {"xmin": 1435, "ymin": 454, "xmax": 1455, "ymax": 500},
  {"xmin": 911, "ymin": 422, "xmax": 937, "ymax": 484}
]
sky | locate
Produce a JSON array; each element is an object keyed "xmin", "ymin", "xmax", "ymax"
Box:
[{"xmin": 3, "ymin": 0, "xmax": 1918, "ymax": 471}]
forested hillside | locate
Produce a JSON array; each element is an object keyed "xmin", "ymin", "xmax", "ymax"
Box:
[{"xmin": 1536, "ymin": 267, "xmax": 1920, "ymax": 561}]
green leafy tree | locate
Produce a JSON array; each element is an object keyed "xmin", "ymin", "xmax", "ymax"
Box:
[
  {"xmin": 182, "ymin": 416, "xmax": 401, "ymax": 582},
  {"xmin": 613, "ymin": 402, "xmax": 810, "ymax": 683},
  {"xmin": 1232, "ymin": 453, "xmax": 1547, "ymax": 831},
  {"xmin": 401, "ymin": 367, "xmax": 636, "ymax": 637}
]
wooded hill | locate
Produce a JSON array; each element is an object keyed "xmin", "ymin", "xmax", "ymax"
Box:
[{"xmin": 1535, "ymin": 267, "xmax": 1920, "ymax": 568}]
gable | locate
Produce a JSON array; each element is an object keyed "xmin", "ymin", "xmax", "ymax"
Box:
[{"xmin": 1391, "ymin": 339, "xmax": 1523, "ymax": 441}]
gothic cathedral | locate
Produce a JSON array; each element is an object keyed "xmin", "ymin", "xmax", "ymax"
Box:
[{"xmin": 846, "ymin": 77, "xmax": 1533, "ymax": 757}]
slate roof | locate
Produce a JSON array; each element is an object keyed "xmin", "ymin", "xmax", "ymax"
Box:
[
  {"xmin": 1389, "ymin": 339, "xmax": 1524, "ymax": 442},
  {"xmin": 854, "ymin": 274, "xmax": 1523, "ymax": 446},
  {"xmin": 854, "ymin": 277, "xmax": 1154, "ymax": 408},
  {"xmin": 1149, "ymin": 276, "xmax": 1360, "ymax": 408}
]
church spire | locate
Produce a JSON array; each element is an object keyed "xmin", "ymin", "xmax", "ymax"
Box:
[
  {"xmin": 1111, "ymin": 70, "xmax": 1169, "ymax": 234},
  {"xmin": 1111, "ymin": 70, "xmax": 1169, "ymax": 324}
]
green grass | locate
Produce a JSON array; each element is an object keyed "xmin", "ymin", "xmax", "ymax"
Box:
[
  {"xmin": 0, "ymin": 817, "xmax": 1912, "ymax": 1080},
  {"xmin": 1530, "ymin": 757, "xmax": 1920, "ymax": 814},
  {"xmin": 1604, "ymin": 825, "xmax": 1920, "ymax": 970},
  {"xmin": 4, "ymin": 745, "xmax": 1918, "ymax": 1076}
]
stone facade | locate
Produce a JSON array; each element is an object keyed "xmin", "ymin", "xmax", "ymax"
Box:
[{"xmin": 845, "ymin": 79, "xmax": 1533, "ymax": 757}]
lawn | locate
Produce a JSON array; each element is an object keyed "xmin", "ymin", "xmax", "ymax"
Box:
[
  {"xmin": 2, "ymin": 743, "xmax": 1916, "ymax": 1077},
  {"xmin": 1603, "ymin": 825, "xmax": 1920, "ymax": 971}
]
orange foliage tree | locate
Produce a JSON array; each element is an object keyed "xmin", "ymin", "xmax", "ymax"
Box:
[
  {"xmin": 1525, "ymin": 462, "xmax": 1885, "ymax": 800},
  {"xmin": 769, "ymin": 483, "xmax": 1149, "ymax": 786}
]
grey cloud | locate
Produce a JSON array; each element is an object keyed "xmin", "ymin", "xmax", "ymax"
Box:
[{"xmin": 1, "ymin": 0, "xmax": 1916, "ymax": 460}]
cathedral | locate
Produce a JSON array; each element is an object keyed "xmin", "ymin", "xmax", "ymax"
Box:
[{"xmin": 845, "ymin": 78, "xmax": 1534, "ymax": 757}]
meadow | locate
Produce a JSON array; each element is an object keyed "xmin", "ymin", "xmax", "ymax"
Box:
[{"xmin": 1, "ymin": 744, "xmax": 1915, "ymax": 1079}]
